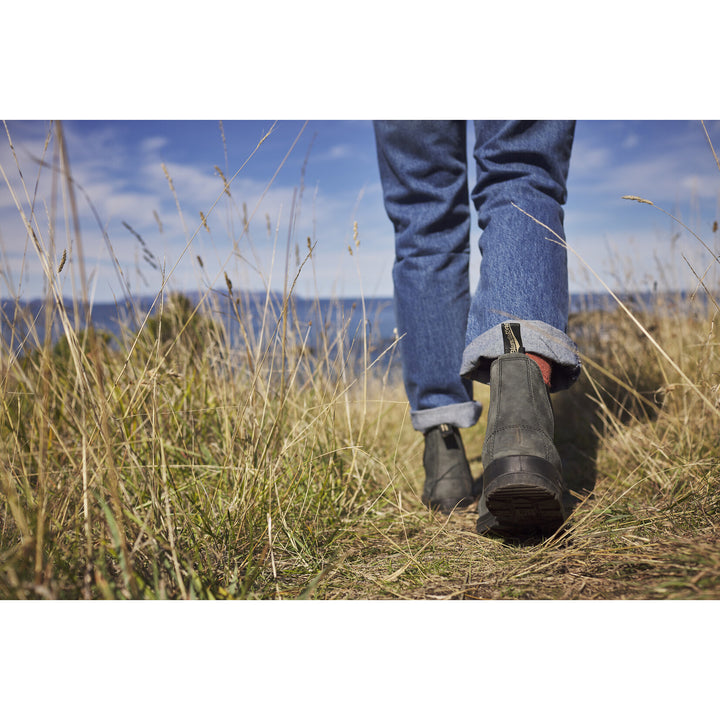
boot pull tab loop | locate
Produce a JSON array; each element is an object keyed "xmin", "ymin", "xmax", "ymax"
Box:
[{"xmin": 501, "ymin": 322, "xmax": 525, "ymax": 354}]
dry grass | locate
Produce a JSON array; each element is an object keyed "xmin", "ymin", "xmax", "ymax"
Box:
[
  {"xmin": 2, "ymin": 120, "xmax": 720, "ymax": 601},
  {"xmin": 300, "ymin": 299, "xmax": 720, "ymax": 600}
]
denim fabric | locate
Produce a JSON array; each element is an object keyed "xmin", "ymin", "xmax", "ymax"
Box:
[{"xmin": 373, "ymin": 120, "xmax": 580, "ymax": 432}]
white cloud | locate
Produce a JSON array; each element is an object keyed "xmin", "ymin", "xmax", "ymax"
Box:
[
  {"xmin": 329, "ymin": 144, "xmax": 352, "ymax": 159},
  {"xmin": 622, "ymin": 133, "xmax": 640, "ymax": 149},
  {"xmin": 140, "ymin": 136, "xmax": 169, "ymax": 155},
  {"xmin": 569, "ymin": 141, "xmax": 611, "ymax": 173}
]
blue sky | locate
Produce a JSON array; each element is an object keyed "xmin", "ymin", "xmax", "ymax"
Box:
[
  {"xmin": 3, "ymin": 0, "xmax": 720, "ymax": 700},
  {"xmin": 3, "ymin": 119, "xmax": 720, "ymax": 303},
  {"xmin": 1, "ymin": 119, "xmax": 719, "ymax": 303}
]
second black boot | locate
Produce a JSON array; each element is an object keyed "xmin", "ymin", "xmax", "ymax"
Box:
[
  {"xmin": 477, "ymin": 323, "xmax": 567, "ymax": 539},
  {"xmin": 422, "ymin": 424, "xmax": 476, "ymax": 513}
]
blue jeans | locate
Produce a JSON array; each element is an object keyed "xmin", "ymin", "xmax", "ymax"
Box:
[{"xmin": 373, "ymin": 120, "xmax": 581, "ymax": 432}]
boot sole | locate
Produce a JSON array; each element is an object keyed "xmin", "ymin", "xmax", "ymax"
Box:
[{"xmin": 479, "ymin": 455, "xmax": 566, "ymax": 539}]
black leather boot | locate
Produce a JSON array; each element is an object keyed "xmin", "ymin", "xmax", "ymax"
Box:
[
  {"xmin": 476, "ymin": 323, "xmax": 567, "ymax": 538},
  {"xmin": 422, "ymin": 424, "xmax": 476, "ymax": 513}
]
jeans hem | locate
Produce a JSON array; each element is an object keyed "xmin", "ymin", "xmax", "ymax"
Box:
[
  {"xmin": 460, "ymin": 320, "xmax": 581, "ymax": 392},
  {"xmin": 411, "ymin": 401, "xmax": 483, "ymax": 433}
]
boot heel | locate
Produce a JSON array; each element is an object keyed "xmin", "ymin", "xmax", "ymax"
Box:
[{"xmin": 482, "ymin": 455, "xmax": 566, "ymax": 538}]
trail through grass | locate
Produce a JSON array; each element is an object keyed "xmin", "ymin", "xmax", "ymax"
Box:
[{"xmin": 2, "ymin": 121, "xmax": 720, "ymax": 600}]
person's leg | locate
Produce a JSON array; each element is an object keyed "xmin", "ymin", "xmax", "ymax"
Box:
[
  {"xmin": 373, "ymin": 120, "xmax": 482, "ymax": 431},
  {"xmin": 373, "ymin": 120, "xmax": 481, "ymax": 512},
  {"xmin": 462, "ymin": 120, "xmax": 579, "ymax": 388},
  {"xmin": 463, "ymin": 121, "xmax": 579, "ymax": 537}
]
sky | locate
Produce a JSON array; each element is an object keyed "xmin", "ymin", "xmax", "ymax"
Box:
[
  {"xmin": 1, "ymin": 119, "xmax": 719, "ymax": 304},
  {"xmin": 4, "ymin": 0, "xmax": 720, "ymax": 706}
]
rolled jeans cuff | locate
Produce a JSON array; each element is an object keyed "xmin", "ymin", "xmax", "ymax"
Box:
[
  {"xmin": 410, "ymin": 400, "xmax": 483, "ymax": 433},
  {"xmin": 460, "ymin": 320, "xmax": 581, "ymax": 392}
]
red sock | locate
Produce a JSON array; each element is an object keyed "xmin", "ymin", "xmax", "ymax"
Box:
[{"xmin": 527, "ymin": 353, "xmax": 552, "ymax": 388}]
